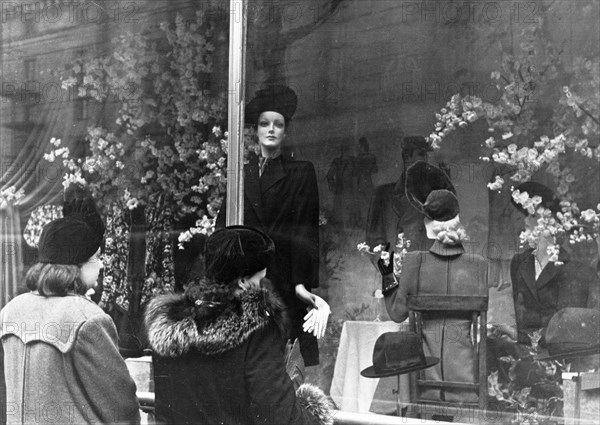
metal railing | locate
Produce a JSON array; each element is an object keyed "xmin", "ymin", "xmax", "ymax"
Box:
[{"xmin": 136, "ymin": 392, "xmax": 480, "ymax": 425}]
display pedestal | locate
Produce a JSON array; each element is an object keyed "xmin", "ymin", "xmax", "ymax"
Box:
[
  {"xmin": 563, "ymin": 371, "xmax": 600, "ymax": 425},
  {"xmin": 126, "ymin": 356, "xmax": 154, "ymax": 424}
]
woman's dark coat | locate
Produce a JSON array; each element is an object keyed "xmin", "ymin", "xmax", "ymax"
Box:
[
  {"xmin": 217, "ymin": 153, "xmax": 320, "ymax": 364},
  {"xmin": 510, "ymin": 248, "xmax": 600, "ymax": 344},
  {"xmin": 145, "ymin": 286, "xmax": 332, "ymax": 425},
  {"xmin": 384, "ymin": 240, "xmax": 490, "ymax": 403}
]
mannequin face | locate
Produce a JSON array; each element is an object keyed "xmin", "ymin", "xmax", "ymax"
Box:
[
  {"xmin": 257, "ymin": 111, "xmax": 286, "ymax": 154},
  {"xmin": 80, "ymin": 248, "xmax": 103, "ymax": 290},
  {"xmin": 237, "ymin": 268, "xmax": 267, "ymax": 293},
  {"xmin": 524, "ymin": 214, "xmax": 538, "ymax": 232}
]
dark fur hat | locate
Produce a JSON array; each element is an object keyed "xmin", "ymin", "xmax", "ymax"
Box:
[
  {"xmin": 204, "ymin": 226, "xmax": 275, "ymax": 284},
  {"xmin": 245, "ymin": 85, "xmax": 297, "ymax": 125}
]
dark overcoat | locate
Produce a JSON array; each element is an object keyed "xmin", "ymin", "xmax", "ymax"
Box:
[
  {"xmin": 145, "ymin": 287, "xmax": 332, "ymax": 425},
  {"xmin": 510, "ymin": 248, "xmax": 600, "ymax": 344},
  {"xmin": 217, "ymin": 153, "xmax": 320, "ymax": 364},
  {"xmin": 384, "ymin": 240, "xmax": 490, "ymax": 402}
]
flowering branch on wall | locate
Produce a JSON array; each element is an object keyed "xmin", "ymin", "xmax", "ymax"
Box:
[
  {"xmin": 427, "ymin": 3, "xmax": 600, "ymax": 258},
  {"xmin": 0, "ymin": 186, "xmax": 25, "ymax": 209},
  {"xmin": 54, "ymin": 11, "xmax": 228, "ymax": 224}
]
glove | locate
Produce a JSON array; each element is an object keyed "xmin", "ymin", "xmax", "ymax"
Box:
[
  {"xmin": 376, "ymin": 243, "xmax": 394, "ymax": 276},
  {"xmin": 302, "ymin": 295, "xmax": 330, "ymax": 339}
]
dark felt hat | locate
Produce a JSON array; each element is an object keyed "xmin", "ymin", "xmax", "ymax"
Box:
[
  {"xmin": 361, "ymin": 331, "xmax": 439, "ymax": 378},
  {"xmin": 405, "ymin": 161, "xmax": 456, "ymax": 219},
  {"xmin": 245, "ymin": 85, "xmax": 297, "ymax": 125},
  {"xmin": 511, "ymin": 182, "xmax": 560, "ymax": 216},
  {"xmin": 38, "ymin": 217, "xmax": 103, "ymax": 265},
  {"xmin": 536, "ymin": 308, "xmax": 600, "ymax": 361},
  {"xmin": 204, "ymin": 225, "xmax": 275, "ymax": 284}
]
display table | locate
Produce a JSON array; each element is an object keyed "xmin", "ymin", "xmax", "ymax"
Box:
[
  {"xmin": 330, "ymin": 320, "xmax": 411, "ymax": 414},
  {"xmin": 563, "ymin": 370, "xmax": 600, "ymax": 425}
]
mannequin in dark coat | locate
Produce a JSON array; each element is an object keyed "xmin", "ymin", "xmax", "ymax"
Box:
[
  {"xmin": 504, "ymin": 182, "xmax": 600, "ymax": 345},
  {"xmin": 218, "ymin": 152, "xmax": 321, "ymax": 363},
  {"xmin": 511, "ymin": 248, "xmax": 600, "ymax": 345},
  {"xmin": 217, "ymin": 86, "xmax": 327, "ymax": 365},
  {"xmin": 145, "ymin": 226, "xmax": 332, "ymax": 425}
]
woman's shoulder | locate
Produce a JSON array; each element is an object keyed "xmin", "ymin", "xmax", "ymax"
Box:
[
  {"xmin": 2, "ymin": 292, "xmax": 104, "ymax": 321},
  {"xmin": 1, "ymin": 293, "xmax": 110, "ymax": 352}
]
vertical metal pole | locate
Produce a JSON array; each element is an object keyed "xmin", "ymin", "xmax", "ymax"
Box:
[{"xmin": 226, "ymin": 0, "xmax": 247, "ymax": 226}]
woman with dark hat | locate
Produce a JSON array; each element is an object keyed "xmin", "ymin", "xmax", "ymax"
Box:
[
  {"xmin": 380, "ymin": 161, "xmax": 490, "ymax": 404},
  {"xmin": 145, "ymin": 226, "xmax": 333, "ymax": 425},
  {"xmin": 507, "ymin": 182, "xmax": 600, "ymax": 345},
  {"xmin": 216, "ymin": 85, "xmax": 329, "ymax": 366},
  {"xmin": 0, "ymin": 208, "xmax": 140, "ymax": 424}
]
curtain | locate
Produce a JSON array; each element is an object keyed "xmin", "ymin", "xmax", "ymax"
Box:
[{"xmin": 0, "ymin": 96, "xmax": 79, "ymax": 308}]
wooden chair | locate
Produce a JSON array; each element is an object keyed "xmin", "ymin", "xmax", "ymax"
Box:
[{"xmin": 407, "ymin": 295, "xmax": 488, "ymax": 417}]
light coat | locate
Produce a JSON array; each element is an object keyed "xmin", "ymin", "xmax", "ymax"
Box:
[
  {"xmin": 0, "ymin": 293, "xmax": 140, "ymax": 425},
  {"xmin": 384, "ymin": 240, "xmax": 490, "ymax": 402}
]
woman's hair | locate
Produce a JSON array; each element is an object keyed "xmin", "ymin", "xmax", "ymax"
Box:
[
  {"xmin": 429, "ymin": 216, "xmax": 469, "ymax": 245},
  {"xmin": 25, "ymin": 262, "xmax": 85, "ymax": 296}
]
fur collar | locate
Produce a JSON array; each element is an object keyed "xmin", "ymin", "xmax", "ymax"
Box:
[{"xmin": 145, "ymin": 287, "xmax": 287, "ymax": 357}]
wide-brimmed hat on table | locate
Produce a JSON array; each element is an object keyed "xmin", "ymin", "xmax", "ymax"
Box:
[
  {"xmin": 361, "ymin": 331, "xmax": 439, "ymax": 378},
  {"xmin": 536, "ymin": 308, "xmax": 600, "ymax": 361},
  {"xmin": 245, "ymin": 85, "xmax": 297, "ymax": 125}
]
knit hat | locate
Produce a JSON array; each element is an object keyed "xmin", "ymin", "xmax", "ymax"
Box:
[
  {"xmin": 62, "ymin": 183, "xmax": 105, "ymax": 238},
  {"xmin": 38, "ymin": 217, "xmax": 103, "ymax": 265},
  {"xmin": 204, "ymin": 226, "xmax": 275, "ymax": 284},
  {"xmin": 245, "ymin": 85, "xmax": 297, "ymax": 125}
]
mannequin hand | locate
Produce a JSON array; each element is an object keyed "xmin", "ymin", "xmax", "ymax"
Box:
[
  {"xmin": 303, "ymin": 295, "xmax": 330, "ymax": 339},
  {"xmin": 295, "ymin": 284, "xmax": 317, "ymax": 308}
]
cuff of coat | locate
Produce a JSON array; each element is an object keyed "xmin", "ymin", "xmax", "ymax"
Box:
[
  {"xmin": 382, "ymin": 273, "xmax": 399, "ymax": 295},
  {"xmin": 296, "ymin": 383, "xmax": 334, "ymax": 425}
]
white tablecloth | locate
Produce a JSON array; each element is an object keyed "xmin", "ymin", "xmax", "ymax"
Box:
[{"xmin": 330, "ymin": 320, "xmax": 410, "ymax": 413}]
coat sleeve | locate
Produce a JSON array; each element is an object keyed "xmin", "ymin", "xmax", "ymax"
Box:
[
  {"xmin": 289, "ymin": 163, "xmax": 320, "ymax": 289},
  {"xmin": 73, "ymin": 315, "xmax": 140, "ymax": 425},
  {"xmin": 384, "ymin": 252, "xmax": 421, "ymax": 323},
  {"xmin": 245, "ymin": 325, "xmax": 332, "ymax": 425}
]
